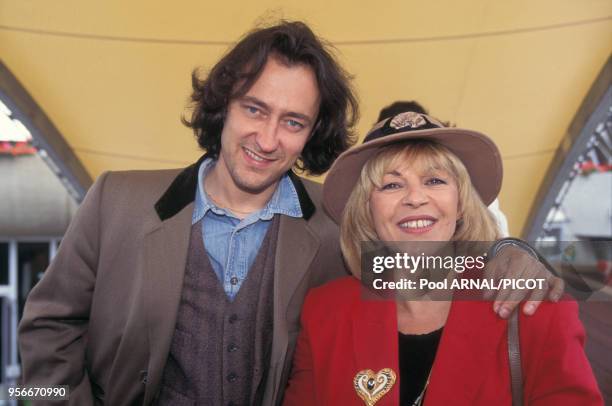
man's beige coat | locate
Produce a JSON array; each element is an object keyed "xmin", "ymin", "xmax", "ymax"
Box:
[{"xmin": 19, "ymin": 157, "xmax": 346, "ymax": 405}]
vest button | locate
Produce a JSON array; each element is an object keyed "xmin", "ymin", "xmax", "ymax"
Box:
[
  {"xmin": 229, "ymin": 314, "xmax": 238, "ymax": 324},
  {"xmin": 227, "ymin": 343, "xmax": 239, "ymax": 352},
  {"xmin": 226, "ymin": 372, "xmax": 238, "ymax": 383}
]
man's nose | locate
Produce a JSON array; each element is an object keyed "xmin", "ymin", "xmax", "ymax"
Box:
[{"xmin": 255, "ymin": 120, "xmax": 280, "ymax": 153}]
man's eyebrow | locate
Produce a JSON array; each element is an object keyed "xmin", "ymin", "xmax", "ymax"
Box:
[
  {"xmin": 285, "ymin": 111, "xmax": 313, "ymax": 125},
  {"xmin": 241, "ymin": 96, "xmax": 270, "ymax": 112},
  {"xmin": 241, "ymin": 96, "xmax": 314, "ymax": 125}
]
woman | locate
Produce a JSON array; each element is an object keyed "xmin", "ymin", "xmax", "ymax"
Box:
[{"xmin": 283, "ymin": 112, "xmax": 602, "ymax": 405}]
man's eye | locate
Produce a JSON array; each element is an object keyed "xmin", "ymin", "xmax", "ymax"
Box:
[
  {"xmin": 286, "ymin": 119, "xmax": 305, "ymax": 130},
  {"xmin": 245, "ymin": 105, "xmax": 260, "ymax": 115},
  {"xmin": 426, "ymin": 177, "xmax": 447, "ymax": 185}
]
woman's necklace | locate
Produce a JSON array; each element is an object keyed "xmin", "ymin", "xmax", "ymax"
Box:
[{"xmin": 411, "ymin": 369, "xmax": 432, "ymax": 406}]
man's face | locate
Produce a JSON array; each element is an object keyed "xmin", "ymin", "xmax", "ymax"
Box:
[{"xmin": 217, "ymin": 56, "xmax": 320, "ymax": 195}]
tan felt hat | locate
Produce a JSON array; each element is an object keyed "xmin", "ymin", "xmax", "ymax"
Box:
[{"xmin": 322, "ymin": 111, "xmax": 503, "ymax": 224}]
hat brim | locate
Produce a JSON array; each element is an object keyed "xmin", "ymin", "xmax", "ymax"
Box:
[{"xmin": 322, "ymin": 127, "xmax": 503, "ymax": 224}]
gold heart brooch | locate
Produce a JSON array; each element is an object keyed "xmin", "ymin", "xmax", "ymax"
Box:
[{"xmin": 353, "ymin": 368, "xmax": 397, "ymax": 406}]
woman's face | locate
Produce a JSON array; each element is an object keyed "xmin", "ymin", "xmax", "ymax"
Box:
[{"xmin": 369, "ymin": 156, "xmax": 460, "ymax": 243}]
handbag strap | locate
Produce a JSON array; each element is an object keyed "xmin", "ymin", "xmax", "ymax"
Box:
[{"xmin": 508, "ymin": 310, "xmax": 523, "ymax": 406}]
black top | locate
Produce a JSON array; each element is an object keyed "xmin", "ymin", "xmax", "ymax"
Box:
[{"xmin": 398, "ymin": 328, "xmax": 443, "ymax": 405}]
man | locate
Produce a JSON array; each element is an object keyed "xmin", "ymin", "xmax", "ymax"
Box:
[
  {"xmin": 20, "ymin": 22, "xmax": 559, "ymax": 406},
  {"xmin": 19, "ymin": 21, "xmax": 357, "ymax": 405}
]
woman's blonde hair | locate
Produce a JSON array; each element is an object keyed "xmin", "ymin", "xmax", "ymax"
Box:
[{"xmin": 340, "ymin": 140, "xmax": 501, "ymax": 278}]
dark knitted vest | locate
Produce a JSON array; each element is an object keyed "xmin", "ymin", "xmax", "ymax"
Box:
[{"xmin": 155, "ymin": 216, "xmax": 278, "ymax": 405}]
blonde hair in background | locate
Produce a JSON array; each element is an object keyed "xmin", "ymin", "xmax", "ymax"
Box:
[{"xmin": 340, "ymin": 141, "xmax": 501, "ymax": 278}]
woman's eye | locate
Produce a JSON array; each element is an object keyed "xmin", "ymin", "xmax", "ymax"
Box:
[
  {"xmin": 426, "ymin": 177, "xmax": 447, "ymax": 185},
  {"xmin": 381, "ymin": 182, "xmax": 401, "ymax": 190}
]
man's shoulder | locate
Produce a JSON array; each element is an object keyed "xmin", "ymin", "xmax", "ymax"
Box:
[
  {"xmin": 288, "ymin": 173, "xmax": 333, "ymax": 217},
  {"xmin": 102, "ymin": 167, "xmax": 185, "ymax": 184},
  {"xmin": 86, "ymin": 166, "xmax": 193, "ymax": 222},
  {"xmin": 95, "ymin": 167, "xmax": 186, "ymax": 197},
  {"xmin": 292, "ymin": 175, "xmax": 328, "ymax": 221},
  {"xmin": 297, "ymin": 176, "xmax": 323, "ymax": 201}
]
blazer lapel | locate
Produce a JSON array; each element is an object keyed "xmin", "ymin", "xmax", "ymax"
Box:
[
  {"xmin": 424, "ymin": 301, "xmax": 506, "ymax": 405},
  {"xmin": 139, "ymin": 156, "xmax": 203, "ymax": 404},
  {"xmin": 351, "ymin": 298, "xmax": 400, "ymax": 405},
  {"xmin": 349, "ymin": 299, "xmax": 505, "ymax": 406},
  {"xmin": 142, "ymin": 203, "xmax": 194, "ymax": 404},
  {"xmin": 275, "ymin": 215, "xmax": 320, "ymax": 320},
  {"xmin": 267, "ymin": 214, "xmax": 320, "ymax": 401}
]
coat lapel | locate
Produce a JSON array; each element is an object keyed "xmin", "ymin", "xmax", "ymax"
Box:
[
  {"xmin": 349, "ymin": 299, "xmax": 506, "ymax": 406},
  {"xmin": 267, "ymin": 214, "xmax": 320, "ymax": 401},
  {"xmin": 140, "ymin": 156, "xmax": 203, "ymax": 404},
  {"xmin": 142, "ymin": 202, "xmax": 194, "ymax": 404},
  {"xmin": 275, "ymin": 215, "xmax": 320, "ymax": 323},
  {"xmin": 351, "ymin": 297, "xmax": 400, "ymax": 405},
  {"xmin": 424, "ymin": 301, "xmax": 506, "ymax": 405}
]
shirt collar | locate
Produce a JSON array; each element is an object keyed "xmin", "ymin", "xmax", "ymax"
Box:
[{"xmin": 192, "ymin": 157, "xmax": 303, "ymax": 225}]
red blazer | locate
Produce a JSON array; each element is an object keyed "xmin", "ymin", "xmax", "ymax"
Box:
[{"xmin": 283, "ymin": 277, "xmax": 602, "ymax": 406}]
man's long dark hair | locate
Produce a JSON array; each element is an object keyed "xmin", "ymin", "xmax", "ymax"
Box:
[{"xmin": 183, "ymin": 21, "xmax": 359, "ymax": 175}]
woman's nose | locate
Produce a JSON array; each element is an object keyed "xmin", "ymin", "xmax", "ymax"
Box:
[{"xmin": 401, "ymin": 186, "xmax": 428, "ymax": 207}]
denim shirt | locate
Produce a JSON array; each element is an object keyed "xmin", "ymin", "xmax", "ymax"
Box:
[{"xmin": 192, "ymin": 158, "xmax": 303, "ymax": 300}]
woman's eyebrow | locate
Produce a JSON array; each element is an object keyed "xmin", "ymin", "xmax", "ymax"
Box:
[
  {"xmin": 383, "ymin": 169, "xmax": 403, "ymax": 177},
  {"xmin": 424, "ymin": 167, "xmax": 447, "ymax": 176}
]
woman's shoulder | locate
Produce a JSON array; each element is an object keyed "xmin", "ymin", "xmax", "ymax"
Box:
[
  {"xmin": 305, "ymin": 276, "xmax": 361, "ymax": 307},
  {"xmin": 299, "ymin": 277, "xmax": 362, "ymax": 321},
  {"xmin": 517, "ymin": 298, "xmax": 602, "ymax": 403},
  {"xmin": 519, "ymin": 296, "xmax": 582, "ymax": 340},
  {"xmin": 301, "ymin": 276, "xmax": 395, "ymax": 326},
  {"xmin": 450, "ymin": 296, "xmax": 581, "ymax": 337}
]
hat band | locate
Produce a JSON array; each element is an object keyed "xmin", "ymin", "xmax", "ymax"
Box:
[{"xmin": 364, "ymin": 118, "xmax": 441, "ymax": 143}]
